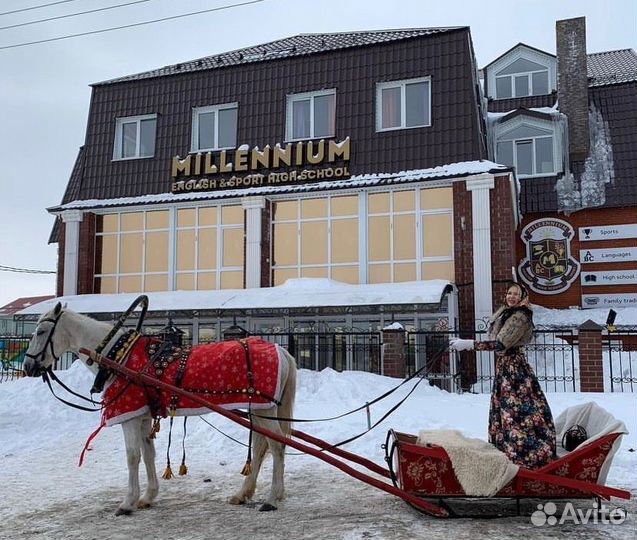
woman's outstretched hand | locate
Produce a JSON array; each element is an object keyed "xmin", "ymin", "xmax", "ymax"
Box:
[{"xmin": 449, "ymin": 338, "xmax": 475, "ymax": 351}]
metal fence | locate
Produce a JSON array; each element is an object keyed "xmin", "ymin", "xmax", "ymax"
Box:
[
  {"xmin": 251, "ymin": 331, "xmax": 383, "ymax": 373},
  {"xmin": 604, "ymin": 327, "xmax": 637, "ymax": 392},
  {"xmin": 0, "ymin": 336, "xmax": 76, "ymax": 382},
  {"xmin": 406, "ymin": 328, "xmax": 580, "ymax": 394},
  {"xmin": 3, "ymin": 326, "xmax": 636, "ymax": 393}
]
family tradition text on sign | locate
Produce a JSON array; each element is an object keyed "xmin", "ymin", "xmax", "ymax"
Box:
[{"xmin": 171, "ymin": 137, "xmax": 351, "ymax": 193}]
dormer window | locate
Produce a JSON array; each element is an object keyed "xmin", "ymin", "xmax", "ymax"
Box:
[
  {"xmin": 495, "ymin": 58, "xmax": 550, "ymax": 98},
  {"xmin": 495, "ymin": 119, "xmax": 559, "ymax": 177}
]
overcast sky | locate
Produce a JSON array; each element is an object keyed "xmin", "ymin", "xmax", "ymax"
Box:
[{"xmin": 0, "ymin": 0, "xmax": 635, "ymax": 308}]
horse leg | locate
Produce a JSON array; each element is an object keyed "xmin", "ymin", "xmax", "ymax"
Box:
[
  {"xmin": 229, "ymin": 432, "xmax": 268, "ymax": 505},
  {"xmin": 138, "ymin": 417, "xmax": 159, "ymax": 508},
  {"xmin": 254, "ymin": 416, "xmax": 286, "ymax": 512},
  {"xmin": 116, "ymin": 417, "xmax": 143, "ymax": 515}
]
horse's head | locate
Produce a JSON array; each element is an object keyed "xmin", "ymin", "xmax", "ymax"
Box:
[{"xmin": 23, "ymin": 302, "xmax": 69, "ymax": 377}]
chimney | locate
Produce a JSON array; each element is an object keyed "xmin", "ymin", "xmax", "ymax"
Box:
[{"xmin": 556, "ymin": 17, "xmax": 590, "ymax": 161}]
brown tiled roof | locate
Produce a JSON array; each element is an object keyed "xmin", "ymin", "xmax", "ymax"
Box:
[
  {"xmin": 96, "ymin": 28, "xmax": 464, "ymax": 85},
  {"xmin": 0, "ymin": 296, "xmax": 55, "ymax": 317},
  {"xmin": 55, "ymin": 27, "xmax": 485, "ymax": 210},
  {"xmin": 587, "ymin": 49, "xmax": 637, "ymax": 87}
]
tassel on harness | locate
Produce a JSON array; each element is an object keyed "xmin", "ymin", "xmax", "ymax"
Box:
[
  {"xmin": 163, "ymin": 415, "xmax": 175, "ymax": 479},
  {"xmin": 179, "ymin": 417, "xmax": 188, "ymax": 476},
  {"xmin": 237, "ymin": 339, "xmax": 255, "ymax": 477}
]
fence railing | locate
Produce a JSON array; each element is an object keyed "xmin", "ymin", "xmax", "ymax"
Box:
[
  {"xmin": 0, "ymin": 336, "xmax": 76, "ymax": 382},
  {"xmin": 3, "ymin": 326, "xmax": 636, "ymax": 393},
  {"xmin": 406, "ymin": 328, "xmax": 580, "ymax": 394},
  {"xmin": 604, "ymin": 327, "xmax": 637, "ymax": 392}
]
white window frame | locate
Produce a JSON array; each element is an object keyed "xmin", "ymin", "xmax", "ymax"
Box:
[
  {"xmin": 285, "ymin": 89, "xmax": 336, "ymax": 142},
  {"xmin": 191, "ymin": 103, "xmax": 238, "ymax": 152},
  {"xmin": 375, "ymin": 76, "xmax": 432, "ymax": 132},
  {"xmin": 486, "ymin": 46, "xmax": 556, "ymax": 100},
  {"xmin": 495, "ymin": 116, "xmax": 562, "ymax": 178},
  {"xmin": 270, "ymin": 193, "xmax": 358, "ymax": 281},
  {"xmin": 495, "ymin": 68, "xmax": 549, "ymax": 99},
  {"xmin": 113, "ymin": 114, "xmax": 157, "ymax": 160}
]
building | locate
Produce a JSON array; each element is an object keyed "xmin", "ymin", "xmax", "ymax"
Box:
[
  {"xmin": 483, "ymin": 17, "xmax": 637, "ymax": 311},
  {"xmin": 0, "ymin": 295, "xmax": 55, "ymax": 335},
  {"xmin": 29, "ymin": 26, "xmax": 521, "ymax": 357}
]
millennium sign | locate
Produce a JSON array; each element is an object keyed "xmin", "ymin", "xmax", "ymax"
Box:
[{"xmin": 171, "ymin": 137, "xmax": 351, "ymax": 193}]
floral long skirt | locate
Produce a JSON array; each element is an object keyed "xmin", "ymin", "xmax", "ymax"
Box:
[{"xmin": 488, "ymin": 352, "xmax": 556, "ymax": 469}]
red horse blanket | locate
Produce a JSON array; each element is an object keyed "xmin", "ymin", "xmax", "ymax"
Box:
[{"xmin": 102, "ymin": 337, "xmax": 283, "ymax": 426}]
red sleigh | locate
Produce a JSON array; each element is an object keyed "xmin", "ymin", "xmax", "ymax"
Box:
[{"xmin": 385, "ymin": 407, "xmax": 631, "ymax": 516}]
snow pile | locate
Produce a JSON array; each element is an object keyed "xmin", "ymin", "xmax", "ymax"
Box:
[{"xmin": 533, "ymin": 305, "xmax": 636, "ymax": 328}]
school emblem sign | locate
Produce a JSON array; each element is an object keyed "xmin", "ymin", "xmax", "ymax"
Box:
[{"xmin": 518, "ymin": 218, "xmax": 580, "ymax": 295}]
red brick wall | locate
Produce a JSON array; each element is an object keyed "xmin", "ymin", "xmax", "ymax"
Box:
[
  {"xmin": 78, "ymin": 213, "xmax": 96, "ymax": 294},
  {"xmin": 578, "ymin": 322, "xmax": 605, "ymax": 392},
  {"xmin": 382, "ymin": 329, "xmax": 405, "ymax": 378},
  {"xmin": 56, "ymin": 221, "xmax": 65, "ymax": 297},
  {"xmin": 453, "ymin": 175, "xmax": 517, "ymax": 331},
  {"xmin": 490, "ymin": 175, "xmax": 517, "ymax": 308},
  {"xmin": 453, "ymin": 181, "xmax": 474, "ymax": 333},
  {"xmin": 516, "ymin": 207, "xmax": 637, "ymax": 308}
]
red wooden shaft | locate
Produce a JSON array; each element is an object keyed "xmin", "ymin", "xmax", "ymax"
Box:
[
  {"xmin": 516, "ymin": 469, "xmax": 631, "ymax": 500},
  {"xmin": 80, "ymin": 349, "xmax": 448, "ymax": 517},
  {"xmin": 291, "ymin": 429, "xmax": 391, "ymax": 479}
]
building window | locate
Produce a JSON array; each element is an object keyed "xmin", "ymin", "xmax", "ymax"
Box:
[
  {"xmin": 94, "ymin": 205, "xmax": 244, "ymax": 293},
  {"xmin": 175, "ymin": 205, "xmax": 244, "ymax": 290},
  {"xmin": 192, "ymin": 103, "xmax": 238, "ymax": 152},
  {"xmin": 271, "ymin": 194, "xmax": 359, "ymax": 286},
  {"xmin": 113, "ymin": 115, "xmax": 157, "ymax": 160},
  {"xmin": 376, "ymin": 77, "xmax": 431, "ymax": 131},
  {"xmin": 94, "ymin": 210, "xmax": 169, "ymax": 293},
  {"xmin": 496, "ymin": 123, "xmax": 556, "ymax": 177},
  {"xmin": 270, "ymin": 187, "xmax": 454, "ymax": 287},
  {"xmin": 286, "ymin": 90, "xmax": 336, "ymax": 141},
  {"xmin": 367, "ymin": 188, "xmax": 454, "ymax": 284},
  {"xmin": 494, "ymin": 58, "xmax": 550, "ymax": 99}
]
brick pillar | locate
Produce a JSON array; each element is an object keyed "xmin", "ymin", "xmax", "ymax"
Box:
[
  {"xmin": 578, "ymin": 320, "xmax": 604, "ymax": 392},
  {"xmin": 382, "ymin": 328, "xmax": 406, "ymax": 378}
]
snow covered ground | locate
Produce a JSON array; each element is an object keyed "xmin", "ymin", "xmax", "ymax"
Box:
[{"xmin": 2, "ymin": 363, "xmax": 636, "ymax": 539}]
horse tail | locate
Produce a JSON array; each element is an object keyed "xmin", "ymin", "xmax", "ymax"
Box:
[{"xmin": 277, "ymin": 347, "xmax": 297, "ymax": 437}]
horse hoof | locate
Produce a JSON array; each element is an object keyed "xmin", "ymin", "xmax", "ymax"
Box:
[
  {"xmin": 115, "ymin": 507, "xmax": 133, "ymax": 516},
  {"xmin": 137, "ymin": 500, "xmax": 151, "ymax": 509},
  {"xmin": 259, "ymin": 503, "xmax": 277, "ymax": 512},
  {"xmin": 228, "ymin": 496, "xmax": 245, "ymax": 505}
]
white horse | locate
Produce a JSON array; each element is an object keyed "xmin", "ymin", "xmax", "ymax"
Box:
[{"xmin": 22, "ymin": 302, "xmax": 297, "ymax": 515}]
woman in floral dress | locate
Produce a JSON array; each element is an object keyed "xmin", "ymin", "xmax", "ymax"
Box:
[{"xmin": 450, "ymin": 283, "xmax": 556, "ymax": 469}]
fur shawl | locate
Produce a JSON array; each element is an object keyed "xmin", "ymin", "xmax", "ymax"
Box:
[{"xmin": 488, "ymin": 305, "xmax": 534, "ymax": 351}]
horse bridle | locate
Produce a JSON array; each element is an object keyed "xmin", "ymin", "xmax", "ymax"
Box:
[{"xmin": 25, "ymin": 312, "xmax": 63, "ymax": 376}]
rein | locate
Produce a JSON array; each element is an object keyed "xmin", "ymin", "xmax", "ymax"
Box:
[
  {"xmin": 245, "ymin": 342, "xmax": 451, "ymax": 425},
  {"xmin": 41, "ymin": 367, "xmax": 102, "ymax": 412}
]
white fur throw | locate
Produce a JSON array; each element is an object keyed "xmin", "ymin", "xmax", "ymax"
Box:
[{"xmin": 416, "ymin": 430, "xmax": 519, "ymax": 496}]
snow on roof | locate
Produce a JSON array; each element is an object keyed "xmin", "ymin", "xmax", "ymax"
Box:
[
  {"xmin": 16, "ymin": 279, "xmax": 453, "ymax": 317},
  {"xmin": 47, "ymin": 161, "xmax": 509, "ymax": 213},
  {"xmin": 0, "ymin": 295, "xmax": 55, "ymax": 317}
]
